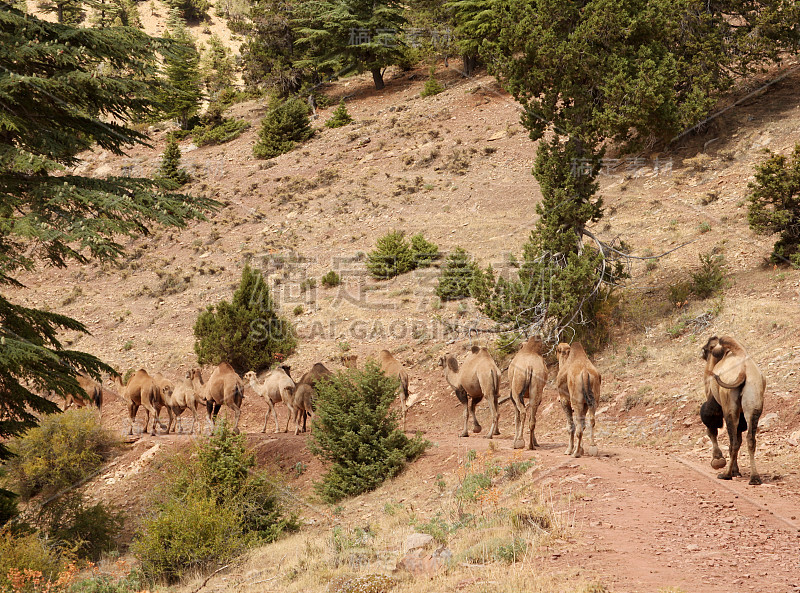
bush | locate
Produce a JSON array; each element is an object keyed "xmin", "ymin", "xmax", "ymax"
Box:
[
  {"xmin": 420, "ymin": 71, "xmax": 444, "ymax": 98},
  {"xmin": 37, "ymin": 492, "xmax": 123, "ymax": 560},
  {"xmin": 70, "ymin": 573, "xmax": 142, "ymax": 593},
  {"xmin": 747, "ymin": 144, "xmax": 800, "ymax": 265},
  {"xmin": 133, "ymin": 423, "xmax": 298, "ymax": 583},
  {"xmin": 435, "ymin": 247, "xmax": 477, "ymax": 301},
  {"xmin": 5, "ymin": 409, "xmax": 117, "ymax": 501},
  {"xmin": 691, "ymin": 252, "xmax": 727, "ymax": 299},
  {"xmin": 0, "ymin": 530, "xmax": 63, "ymax": 590},
  {"xmin": 194, "ymin": 264, "xmax": 296, "ymax": 375},
  {"xmin": 309, "ymin": 362, "xmax": 429, "ymax": 503},
  {"xmin": 366, "ymin": 230, "xmax": 415, "ymax": 279},
  {"xmin": 193, "ymin": 118, "xmax": 249, "ymax": 147},
  {"xmin": 155, "ymin": 137, "xmax": 190, "ymax": 186},
  {"xmin": 325, "ymin": 99, "xmax": 352, "ymax": 128},
  {"xmin": 253, "ymin": 97, "xmax": 313, "ymax": 159},
  {"xmin": 410, "ymin": 233, "xmax": 439, "ymax": 268},
  {"xmin": 321, "ymin": 271, "xmax": 341, "ymax": 287}
]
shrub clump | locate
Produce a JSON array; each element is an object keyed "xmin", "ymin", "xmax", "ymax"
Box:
[
  {"xmin": 366, "ymin": 230, "xmax": 438, "ymax": 279},
  {"xmin": 309, "ymin": 362, "xmax": 429, "ymax": 503},
  {"xmin": 155, "ymin": 136, "xmax": 190, "ymax": 186},
  {"xmin": 691, "ymin": 252, "xmax": 727, "ymax": 299},
  {"xmin": 747, "ymin": 144, "xmax": 800, "ymax": 265},
  {"xmin": 420, "ymin": 70, "xmax": 444, "ymax": 98},
  {"xmin": 132, "ymin": 422, "xmax": 299, "ymax": 583},
  {"xmin": 0, "ymin": 530, "xmax": 63, "ymax": 590},
  {"xmin": 193, "ymin": 117, "xmax": 250, "ymax": 147},
  {"xmin": 5, "ymin": 409, "xmax": 117, "ymax": 501},
  {"xmin": 321, "ymin": 270, "xmax": 342, "ymax": 287},
  {"xmin": 253, "ymin": 97, "xmax": 314, "ymax": 159},
  {"xmin": 325, "ymin": 99, "xmax": 353, "ymax": 128},
  {"xmin": 194, "ymin": 264, "xmax": 296, "ymax": 375},
  {"xmin": 435, "ymin": 247, "xmax": 478, "ymax": 301}
]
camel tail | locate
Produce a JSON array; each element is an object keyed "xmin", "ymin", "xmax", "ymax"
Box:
[
  {"xmin": 713, "ymin": 368, "xmax": 746, "ymax": 390},
  {"xmin": 235, "ymin": 383, "xmax": 244, "ymax": 406},
  {"xmin": 582, "ymin": 371, "xmax": 595, "ymax": 409}
]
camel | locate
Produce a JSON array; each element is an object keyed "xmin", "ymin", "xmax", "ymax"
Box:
[
  {"xmin": 112, "ymin": 369, "xmax": 162, "ymax": 436},
  {"xmin": 292, "ymin": 362, "xmax": 333, "ymax": 433},
  {"xmin": 243, "ymin": 366, "xmax": 296, "ymax": 433},
  {"xmin": 164, "ymin": 370, "xmax": 205, "ymax": 434},
  {"xmin": 63, "ymin": 372, "xmax": 104, "ymax": 417},
  {"xmin": 190, "ymin": 363, "xmax": 245, "ymax": 434},
  {"xmin": 556, "ymin": 342, "xmax": 600, "ymax": 458},
  {"xmin": 439, "ymin": 346, "xmax": 501, "ymax": 438},
  {"xmin": 508, "ymin": 336, "xmax": 548, "ymax": 450},
  {"xmin": 700, "ymin": 336, "xmax": 765, "ymax": 485},
  {"xmin": 151, "ymin": 372, "xmax": 175, "ymax": 431}
]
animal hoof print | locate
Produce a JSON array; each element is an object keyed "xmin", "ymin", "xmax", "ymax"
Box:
[
  {"xmin": 711, "ymin": 457, "xmax": 726, "ymax": 470},
  {"xmin": 587, "ymin": 445, "xmax": 599, "ymax": 457},
  {"xmin": 717, "ymin": 473, "xmax": 732, "ymax": 480},
  {"xmin": 749, "ymin": 475, "xmax": 762, "ymax": 486}
]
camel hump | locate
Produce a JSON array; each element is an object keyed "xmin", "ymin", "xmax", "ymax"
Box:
[{"xmin": 217, "ymin": 362, "xmax": 236, "ymax": 373}]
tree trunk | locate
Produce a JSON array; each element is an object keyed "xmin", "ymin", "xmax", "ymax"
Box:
[
  {"xmin": 371, "ymin": 68, "xmax": 385, "ymax": 90},
  {"xmin": 462, "ymin": 54, "xmax": 478, "ymax": 77}
]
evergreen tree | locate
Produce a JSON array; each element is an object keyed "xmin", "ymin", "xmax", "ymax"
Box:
[
  {"xmin": 37, "ymin": 0, "xmax": 86, "ymax": 24},
  {"xmin": 446, "ymin": 0, "xmax": 499, "ymax": 75},
  {"xmin": 435, "ymin": 247, "xmax": 478, "ymax": 301},
  {"xmin": 366, "ymin": 230, "xmax": 415, "ymax": 279},
  {"xmin": 201, "ymin": 34, "xmax": 235, "ymax": 99},
  {"xmin": 309, "ymin": 362, "xmax": 428, "ymax": 503},
  {"xmin": 324, "ymin": 98, "xmax": 352, "ymax": 128},
  {"xmin": 160, "ymin": 21, "xmax": 203, "ymax": 129},
  {"xmin": 194, "ymin": 265, "xmax": 297, "ymax": 374},
  {"xmin": 294, "ymin": 0, "xmax": 408, "ymax": 90},
  {"xmin": 156, "ymin": 136, "xmax": 190, "ymax": 186},
  {"xmin": 252, "ymin": 96, "xmax": 313, "ymax": 159},
  {"xmin": 91, "ymin": 0, "xmax": 140, "ymax": 27},
  {"xmin": 0, "ymin": 6, "xmax": 216, "ymax": 503},
  {"xmin": 748, "ymin": 144, "xmax": 800, "ymax": 266},
  {"xmin": 165, "ymin": 0, "xmax": 210, "ymax": 22}
]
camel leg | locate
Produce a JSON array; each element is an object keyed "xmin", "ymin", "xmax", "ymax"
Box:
[
  {"xmin": 231, "ymin": 403, "xmax": 241, "ymax": 435},
  {"xmin": 585, "ymin": 406, "xmax": 597, "ymax": 455},
  {"xmin": 284, "ymin": 404, "xmax": 294, "ymax": 433},
  {"xmin": 460, "ymin": 402, "xmax": 470, "ymax": 438},
  {"xmin": 560, "ymin": 398, "xmax": 575, "ymax": 455},
  {"xmin": 513, "ymin": 394, "xmax": 525, "ymax": 449},
  {"xmin": 745, "ymin": 408, "xmax": 762, "ymax": 485},
  {"xmin": 718, "ymin": 412, "xmax": 739, "ymax": 480},
  {"xmin": 572, "ymin": 409, "xmax": 585, "ymax": 458},
  {"xmin": 528, "ymin": 389, "xmax": 542, "ymax": 450},
  {"xmin": 262, "ymin": 399, "xmax": 276, "ymax": 433},
  {"xmin": 470, "ymin": 398, "xmax": 482, "ymax": 434},
  {"xmin": 189, "ymin": 405, "xmax": 197, "ymax": 435},
  {"xmin": 127, "ymin": 402, "xmax": 138, "ymax": 435},
  {"xmin": 701, "ymin": 397, "xmax": 725, "ymax": 467}
]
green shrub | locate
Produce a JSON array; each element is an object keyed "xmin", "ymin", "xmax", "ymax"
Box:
[
  {"xmin": 70, "ymin": 573, "xmax": 143, "ymax": 593},
  {"xmin": 155, "ymin": 137, "xmax": 190, "ymax": 186},
  {"xmin": 747, "ymin": 144, "xmax": 800, "ymax": 265},
  {"xmin": 435, "ymin": 247, "xmax": 477, "ymax": 301},
  {"xmin": 494, "ymin": 332, "xmax": 524, "ymax": 358},
  {"xmin": 133, "ymin": 495, "xmax": 244, "ymax": 583},
  {"xmin": 410, "ymin": 233, "xmax": 439, "ymax": 268},
  {"xmin": 193, "ymin": 118, "xmax": 249, "ymax": 146},
  {"xmin": 194, "ymin": 264, "xmax": 296, "ymax": 374},
  {"xmin": 133, "ymin": 423, "xmax": 298, "ymax": 583},
  {"xmin": 325, "ymin": 99, "xmax": 353, "ymax": 128},
  {"xmin": 5, "ymin": 409, "xmax": 117, "ymax": 501},
  {"xmin": 321, "ymin": 271, "xmax": 342, "ymax": 287},
  {"xmin": 0, "ymin": 530, "xmax": 62, "ymax": 589},
  {"xmin": 253, "ymin": 97, "xmax": 313, "ymax": 159},
  {"xmin": 309, "ymin": 362, "xmax": 429, "ymax": 503},
  {"xmin": 691, "ymin": 252, "xmax": 727, "ymax": 299},
  {"xmin": 668, "ymin": 280, "xmax": 692, "ymax": 307},
  {"xmin": 366, "ymin": 230, "xmax": 415, "ymax": 279},
  {"xmin": 37, "ymin": 492, "xmax": 124, "ymax": 560},
  {"xmin": 420, "ymin": 71, "xmax": 444, "ymax": 98}
]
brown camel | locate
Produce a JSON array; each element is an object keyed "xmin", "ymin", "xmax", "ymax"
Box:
[
  {"xmin": 700, "ymin": 336, "xmax": 765, "ymax": 485},
  {"xmin": 190, "ymin": 364, "xmax": 245, "ymax": 434},
  {"xmin": 342, "ymin": 352, "xmax": 411, "ymax": 430},
  {"xmin": 508, "ymin": 336, "xmax": 548, "ymax": 450},
  {"xmin": 439, "ymin": 346, "xmax": 501, "ymax": 438},
  {"xmin": 244, "ymin": 366, "xmax": 296, "ymax": 433},
  {"xmin": 151, "ymin": 372, "xmax": 175, "ymax": 432},
  {"xmin": 113, "ymin": 369, "xmax": 162, "ymax": 436},
  {"xmin": 63, "ymin": 372, "xmax": 104, "ymax": 417},
  {"xmin": 292, "ymin": 362, "xmax": 333, "ymax": 433},
  {"xmin": 556, "ymin": 342, "xmax": 600, "ymax": 458},
  {"xmin": 164, "ymin": 370, "xmax": 204, "ymax": 434}
]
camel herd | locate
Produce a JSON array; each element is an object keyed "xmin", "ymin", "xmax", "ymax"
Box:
[{"xmin": 60, "ymin": 333, "xmax": 766, "ymax": 485}]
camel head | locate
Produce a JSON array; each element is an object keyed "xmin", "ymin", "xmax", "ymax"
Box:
[
  {"xmin": 243, "ymin": 371, "xmax": 258, "ymax": 384},
  {"xmin": 523, "ymin": 335, "xmax": 544, "ymax": 354},
  {"xmin": 556, "ymin": 343, "xmax": 571, "ymax": 365},
  {"xmin": 701, "ymin": 336, "xmax": 725, "ymax": 363},
  {"xmin": 341, "ymin": 354, "xmax": 358, "ymax": 369},
  {"xmin": 279, "ymin": 365, "xmax": 292, "ymax": 377},
  {"xmin": 438, "ymin": 354, "xmax": 459, "ymax": 374}
]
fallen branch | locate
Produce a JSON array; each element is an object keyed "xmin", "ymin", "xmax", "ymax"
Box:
[{"xmin": 191, "ymin": 564, "xmax": 231, "ymax": 593}]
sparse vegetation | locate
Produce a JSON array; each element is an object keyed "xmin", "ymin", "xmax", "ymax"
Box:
[
  {"xmin": 321, "ymin": 271, "xmax": 342, "ymax": 287},
  {"xmin": 691, "ymin": 252, "xmax": 727, "ymax": 299},
  {"xmin": 309, "ymin": 363, "xmax": 429, "ymax": 503}
]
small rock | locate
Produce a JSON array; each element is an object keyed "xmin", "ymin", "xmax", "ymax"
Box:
[
  {"xmin": 405, "ymin": 533, "xmax": 434, "ymax": 552},
  {"xmin": 759, "ymin": 412, "xmax": 778, "ymax": 429},
  {"xmin": 687, "ymin": 544, "xmax": 700, "ymax": 551}
]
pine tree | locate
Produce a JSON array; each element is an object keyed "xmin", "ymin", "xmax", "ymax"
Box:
[
  {"xmin": 0, "ymin": 7, "xmax": 216, "ymax": 509},
  {"xmin": 37, "ymin": 0, "xmax": 86, "ymax": 24},
  {"xmin": 252, "ymin": 96, "xmax": 313, "ymax": 159},
  {"xmin": 156, "ymin": 137, "xmax": 190, "ymax": 186},
  {"xmin": 165, "ymin": 0, "xmax": 210, "ymax": 22},
  {"xmin": 447, "ymin": 0, "xmax": 500, "ymax": 75},
  {"xmin": 309, "ymin": 362, "xmax": 428, "ymax": 503},
  {"xmin": 294, "ymin": 0, "xmax": 408, "ymax": 90},
  {"xmin": 324, "ymin": 98, "xmax": 352, "ymax": 128},
  {"xmin": 435, "ymin": 247, "xmax": 477, "ymax": 301},
  {"xmin": 160, "ymin": 21, "xmax": 203, "ymax": 130},
  {"xmin": 201, "ymin": 34, "xmax": 235, "ymax": 100},
  {"xmin": 366, "ymin": 230, "xmax": 415, "ymax": 279},
  {"xmin": 193, "ymin": 265, "xmax": 297, "ymax": 374}
]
